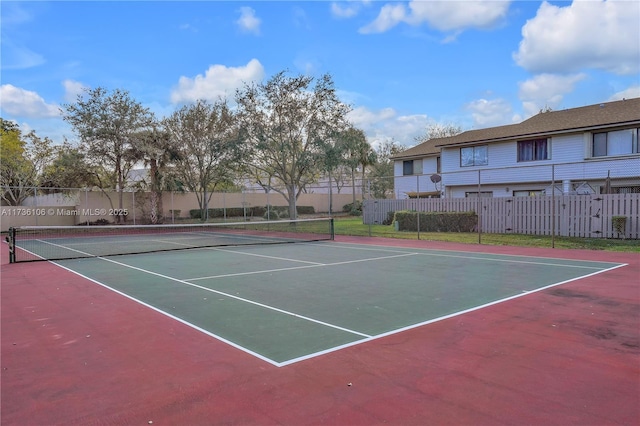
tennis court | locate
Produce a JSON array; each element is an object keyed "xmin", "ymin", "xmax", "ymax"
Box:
[{"xmin": 8, "ymin": 219, "xmax": 626, "ymax": 367}]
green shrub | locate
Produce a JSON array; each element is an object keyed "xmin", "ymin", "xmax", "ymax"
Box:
[
  {"xmin": 383, "ymin": 211, "xmax": 395, "ymax": 225},
  {"xmin": 264, "ymin": 210, "xmax": 280, "ymax": 220},
  {"xmin": 189, "ymin": 205, "xmax": 313, "ymax": 220},
  {"xmin": 297, "ymin": 205, "xmax": 315, "ymax": 215},
  {"xmin": 612, "ymin": 216, "xmax": 627, "ymax": 238},
  {"xmin": 77, "ymin": 218, "xmax": 112, "ymax": 226},
  {"xmin": 393, "ymin": 210, "xmax": 477, "ymax": 232},
  {"xmin": 343, "ymin": 200, "xmax": 362, "ymax": 215}
]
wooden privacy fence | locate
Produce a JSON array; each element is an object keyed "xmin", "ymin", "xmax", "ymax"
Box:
[{"xmin": 363, "ymin": 193, "xmax": 640, "ymax": 239}]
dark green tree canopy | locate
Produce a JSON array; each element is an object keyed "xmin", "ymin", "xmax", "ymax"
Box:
[
  {"xmin": 62, "ymin": 87, "xmax": 154, "ymax": 221},
  {"xmin": 236, "ymin": 71, "xmax": 350, "ymax": 218},
  {"xmin": 163, "ymin": 99, "xmax": 243, "ymax": 220}
]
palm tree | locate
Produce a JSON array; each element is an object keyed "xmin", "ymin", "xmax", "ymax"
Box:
[
  {"xmin": 133, "ymin": 124, "xmax": 180, "ymax": 224},
  {"xmin": 338, "ymin": 127, "xmax": 375, "ymax": 205}
]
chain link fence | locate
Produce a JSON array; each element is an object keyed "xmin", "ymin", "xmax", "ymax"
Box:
[
  {"xmin": 2, "ymin": 157, "xmax": 638, "ymax": 240},
  {"xmin": 0, "ymin": 185, "xmax": 360, "ymax": 231},
  {"xmin": 362, "ymin": 161, "xmax": 639, "ymax": 240}
]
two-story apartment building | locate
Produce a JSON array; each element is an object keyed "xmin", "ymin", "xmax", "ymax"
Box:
[{"xmin": 392, "ymin": 98, "xmax": 640, "ymax": 198}]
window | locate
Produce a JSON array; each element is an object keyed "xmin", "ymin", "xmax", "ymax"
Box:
[
  {"xmin": 461, "ymin": 146, "xmax": 488, "ymax": 167},
  {"xmin": 403, "ymin": 159, "xmax": 422, "ymax": 175},
  {"xmin": 413, "ymin": 160, "xmax": 423, "ymax": 175},
  {"xmin": 608, "ymin": 186, "xmax": 640, "ymax": 194},
  {"xmin": 518, "ymin": 138, "xmax": 549, "ymax": 162},
  {"xmin": 513, "ymin": 190, "xmax": 543, "ymax": 197},
  {"xmin": 403, "ymin": 160, "xmax": 413, "ymax": 175},
  {"xmin": 465, "ymin": 191, "xmax": 493, "ymax": 198},
  {"xmin": 592, "ymin": 129, "xmax": 639, "ymax": 157}
]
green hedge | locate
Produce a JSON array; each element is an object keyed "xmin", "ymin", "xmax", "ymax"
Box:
[
  {"xmin": 393, "ymin": 211, "xmax": 477, "ymax": 232},
  {"xmin": 262, "ymin": 205, "xmax": 315, "ymax": 216},
  {"xmin": 189, "ymin": 207, "xmax": 265, "ymax": 219},
  {"xmin": 342, "ymin": 200, "xmax": 363, "ymax": 216},
  {"xmin": 189, "ymin": 205, "xmax": 315, "ymax": 219}
]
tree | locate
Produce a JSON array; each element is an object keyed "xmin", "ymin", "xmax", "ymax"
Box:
[
  {"xmin": 0, "ymin": 119, "xmax": 56, "ymax": 205},
  {"xmin": 415, "ymin": 123, "xmax": 463, "ymax": 144},
  {"xmin": 337, "ymin": 127, "xmax": 376, "ymax": 204},
  {"xmin": 1, "ymin": 119, "xmax": 31, "ymax": 205},
  {"xmin": 63, "ymin": 87, "xmax": 154, "ymax": 223},
  {"xmin": 317, "ymin": 130, "xmax": 346, "ymax": 215},
  {"xmin": 368, "ymin": 139, "xmax": 405, "ymax": 198},
  {"xmin": 163, "ymin": 99, "xmax": 242, "ymax": 221},
  {"xmin": 131, "ymin": 125, "xmax": 180, "ymax": 224},
  {"xmin": 40, "ymin": 141, "xmax": 98, "ymax": 190},
  {"xmin": 236, "ymin": 71, "xmax": 350, "ymax": 219}
]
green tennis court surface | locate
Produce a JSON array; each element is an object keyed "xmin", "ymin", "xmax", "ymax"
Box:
[{"xmin": 47, "ymin": 241, "xmax": 624, "ymax": 367}]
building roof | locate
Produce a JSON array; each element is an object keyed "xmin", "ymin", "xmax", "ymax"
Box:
[{"xmin": 392, "ymin": 97, "xmax": 640, "ymax": 160}]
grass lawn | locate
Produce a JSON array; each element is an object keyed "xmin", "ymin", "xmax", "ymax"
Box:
[{"xmin": 333, "ymin": 216, "xmax": 640, "ymax": 253}]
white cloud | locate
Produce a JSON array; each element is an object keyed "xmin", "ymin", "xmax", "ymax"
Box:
[
  {"xmin": 464, "ymin": 98, "xmax": 516, "ymax": 128},
  {"xmin": 1, "ymin": 3, "xmax": 33, "ymax": 26},
  {"xmin": 293, "ymin": 56, "xmax": 320, "ymax": 75},
  {"xmin": 514, "ymin": 0, "xmax": 640, "ymax": 75},
  {"xmin": 236, "ymin": 7, "xmax": 261, "ymax": 35},
  {"xmin": 331, "ymin": 2, "xmax": 360, "ymax": 19},
  {"xmin": 0, "ymin": 40, "xmax": 45, "ymax": 70},
  {"xmin": 331, "ymin": 1, "xmax": 372, "ymax": 19},
  {"xmin": 608, "ymin": 86, "xmax": 640, "ymax": 101},
  {"xmin": 518, "ymin": 73, "xmax": 587, "ymax": 117},
  {"xmin": 347, "ymin": 106, "xmax": 430, "ymax": 148},
  {"xmin": 170, "ymin": 59, "xmax": 265, "ymax": 104},
  {"xmin": 292, "ymin": 6, "xmax": 311, "ymax": 30},
  {"xmin": 0, "ymin": 4, "xmax": 44, "ymax": 70},
  {"xmin": 360, "ymin": 0, "xmax": 509, "ymax": 35},
  {"xmin": 62, "ymin": 79, "xmax": 88, "ymax": 103},
  {"xmin": 0, "ymin": 84, "xmax": 60, "ymax": 118},
  {"xmin": 407, "ymin": 0, "xmax": 510, "ymax": 32},
  {"xmin": 359, "ymin": 4, "xmax": 406, "ymax": 34}
]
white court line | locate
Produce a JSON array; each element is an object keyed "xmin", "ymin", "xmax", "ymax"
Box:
[
  {"xmin": 276, "ymin": 261, "xmax": 629, "ymax": 367},
  {"xmin": 51, "ymin": 261, "xmax": 282, "ymax": 367},
  {"xmin": 155, "ymin": 240, "xmax": 324, "ymax": 266},
  {"xmin": 98, "ymin": 257, "xmax": 373, "ymax": 339},
  {"xmin": 208, "ymin": 247, "xmax": 324, "ymax": 265},
  {"xmin": 185, "ymin": 252, "xmax": 420, "ymax": 281},
  {"xmin": 322, "ymin": 241, "xmax": 616, "ymax": 269},
  {"xmin": 28, "ymin": 238, "xmax": 629, "ymax": 367},
  {"xmin": 36, "ymin": 239, "xmax": 371, "ymax": 341}
]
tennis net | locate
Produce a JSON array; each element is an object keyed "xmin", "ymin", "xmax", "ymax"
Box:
[{"xmin": 7, "ymin": 217, "xmax": 334, "ymax": 263}]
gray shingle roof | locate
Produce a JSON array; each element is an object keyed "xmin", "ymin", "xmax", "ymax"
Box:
[{"xmin": 392, "ymin": 97, "xmax": 640, "ymax": 160}]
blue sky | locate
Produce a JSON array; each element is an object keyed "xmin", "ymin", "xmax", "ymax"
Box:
[{"xmin": 1, "ymin": 0, "xmax": 639, "ymax": 148}]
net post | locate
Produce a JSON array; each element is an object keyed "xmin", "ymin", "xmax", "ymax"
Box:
[
  {"xmin": 330, "ymin": 217, "xmax": 335, "ymax": 240},
  {"xmin": 8, "ymin": 227, "xmax": 16, "ymax": 264}
]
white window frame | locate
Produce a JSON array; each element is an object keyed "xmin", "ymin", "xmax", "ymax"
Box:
[
  {"xmin": 592, "ymin": 128, "xmax": 639, "ymax": 157},
  {"xmin": 517, "ymin": 138, "xmax": 550, "ymax": 162},
  {"xmin": 461, "ymin": 145, "xmax": 488, "ymax": 167}
]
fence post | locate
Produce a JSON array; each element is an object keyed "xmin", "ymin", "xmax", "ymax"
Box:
[
  {"xmin": 551, "ymin": 164, "xmax": 555, "ymax": 248},
  {"xmin": 243, "ymin": 190, "xmax": 247, "ymax": 222},
  {"xmin": 367, "ymin": 179, "xmax": 372, "ymax": 237},
  {"xmin": 266, "ymin": 189, "xmax": 271, "ymax": 221},
  {"xmin": 478, "ymin": 170, "xmax": 482, "ymax": 244},
  {"xmin": 416, "ymin": 175, "xmax": 420, "ymax": 240},
  {"xmin": 171, "ymin": 191, "xmax": 175, "ymax": 224},
  {"xmin": 328, "ymin": 174, "xmax": 333, "ymax": 216},
  {"xmin": 34, "ymin": 187, "xmax": 40, "ymax": 226}
]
